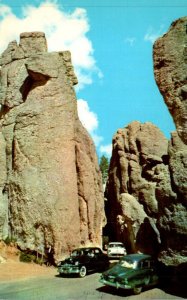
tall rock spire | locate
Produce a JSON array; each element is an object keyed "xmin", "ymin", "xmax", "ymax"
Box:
[{"xmin": 0, "ymin": 32, "xmax": 105, "ymax": 261}]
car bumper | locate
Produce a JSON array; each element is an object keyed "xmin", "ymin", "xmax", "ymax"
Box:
[
  {"xmin": 107, "ymin": 253, "xmax": 125, "ymax": 258},
  {"xmin": 58, "ymin": 266, "xmax": 80, "ymax": 275},
  {"xmin": 99, "ymin": 278, "xmax": 131, "ymax": 290}
]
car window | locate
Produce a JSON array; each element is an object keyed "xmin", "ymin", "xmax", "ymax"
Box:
[
  {"xmin": 95, "ymin": 249, "xmax": 100, "ymax": 255},
  {"xmin": 87, "ymin": 249, "xmax": 94, "ymax": 257},
  {"xmin": 109, "ymin": 244, "xmax": 115, "ymax": 248},
  {"xmin": 109, "ymin": 243, "xmax": 124, "ymax": 248},
  {"xmin": 71, "ymin": 250, "xmax": 82, "ymax": 257},
  {"xmin": 141, "ymin": 260, "xmax": 154, "ymax": 269},
  {"xmin": 149, "ymin": 260, "xmax": 155, "ymax": 268},
  {"xmin": 141, "ymin": 260, "xmax": 150, "ymax": 269},
  {"xmin": 117, "ymin": 244, "xmax": 124, "ymax": 248},
  {"xmin": 120, "ymin": 259, "xmax": 137, "ymax": 269}
]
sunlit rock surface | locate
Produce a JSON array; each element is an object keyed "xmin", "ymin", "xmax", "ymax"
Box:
[{"xmin": 0, "ymin": 32, "xmax": 105, "ymax": 261}]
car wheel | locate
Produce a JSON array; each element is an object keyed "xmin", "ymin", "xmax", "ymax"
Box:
[
  {"xmin": 79, "ymin": 266, "xmax": 87, "ymax": 278},
  {"xmin": 133, "ymin": 286, "xmax": 142, "ymax": 295}
]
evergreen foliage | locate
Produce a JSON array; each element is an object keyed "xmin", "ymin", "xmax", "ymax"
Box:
[{"xmin": 99, "ymin": 155, "xmax": 109, "ymax": 184}]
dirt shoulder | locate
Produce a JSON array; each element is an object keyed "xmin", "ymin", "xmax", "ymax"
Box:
[
  {"xmin": 0, "ymin": 260, "xmax": 57, "ymax": 282},
  {"xmin": 0, "ymin": 241, "xmax": 57, "ymax": 282}
]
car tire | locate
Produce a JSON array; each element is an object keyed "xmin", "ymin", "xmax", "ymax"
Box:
[
  {"xmin": 79, "ymin": 266, "xmax": 87, "ymax": 278},
  {"xmin": 133, "ymin": 286, "xmax": 142, "ymax": 295}
]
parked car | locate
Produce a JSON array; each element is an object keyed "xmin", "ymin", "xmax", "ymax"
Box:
[
  {"xmin": 58, "ymin": 247, "xmax": 109, "ymax": 278},
  {"xmin": 99, "ymin": 253, "xmax": 159, "ymax": 294},
  {"xmin": 107, "ymin": 242, "xmax": 126, "ymax": 258}
]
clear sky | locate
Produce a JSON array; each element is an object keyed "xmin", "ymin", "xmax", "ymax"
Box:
[{"xmin": 0, "ymin": 0, "xmax": 186, "ymax": 158}]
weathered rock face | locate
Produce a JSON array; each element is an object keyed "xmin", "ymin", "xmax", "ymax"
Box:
[
  {"xmin": 0, "ymin": 32, "xmax": 105, "ymax": 261},
  {"xmin": 106, "ymin": 17, "xmax": 187, "ymax": 266},
  {"xmin": 153, "ymin": 17, "xmax": 187, "ymax": 265},
  {"xmin": 153, "ymin": 17, "xmax": 187, "ymax": 145},
  {"xmin": 105, "ymin": 121, "xmax": 171, "ymax": 255}
]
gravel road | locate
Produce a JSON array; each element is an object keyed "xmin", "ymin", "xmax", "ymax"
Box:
[{"xmin": 0, "ymin": 272, "xmax": 185, "ymax": 300}]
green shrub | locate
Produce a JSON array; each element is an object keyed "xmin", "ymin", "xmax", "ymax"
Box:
[
  {"xmin": 19, "ymin": 252, "xmax": 45, "ymax": 265},
  {"xmin": 4, "ymin": 236, "xmax": 18, "ymax": 245},
  {"xmin": 19, "ymin": 252, "xmax": 35, "ymax": 263},
  {"xmin": 4, "ymin": 237, "xmax": 12, "ymax": 245}
]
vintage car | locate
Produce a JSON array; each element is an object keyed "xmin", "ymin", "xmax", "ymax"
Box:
[
  {"xmin": 99, "ymin": 253, "xmax": 159, "ymax": 294},
  {"xmin": 107, "ymin": 242, "xmax": 126, "ymax": 258},
  {"xmin": 58, "ymin": 247, "xmax": 109, "ymax": 278}
]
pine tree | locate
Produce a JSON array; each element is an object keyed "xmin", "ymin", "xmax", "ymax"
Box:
[{"xmin": 99, "ymin": 155, "xmax": 109, "ymax": 184}]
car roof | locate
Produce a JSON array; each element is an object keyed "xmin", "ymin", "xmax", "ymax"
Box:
[
  {"xmin": 122, "ymin": 254, "xmax": 152, "ymax": 261},
  {"xmin": 72, "ymin": 247, "xmax": 101, "ymax": 251},
  {"xmin": 109, "ymin": 242, "xmax": 123, "ymax": 244}
]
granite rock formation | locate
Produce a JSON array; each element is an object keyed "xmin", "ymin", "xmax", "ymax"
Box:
[
  {"xmin": 0, "ymin": 32, "xmax": 105, "ymax": 261},
  {"xmin": 105, "ymin": 17, "xmax": 187, "ymax": 266},
  {"xmin": 153, "ymin": 17, "xmax": 187, "ymax": 265},
  {"xmin": 105, "ymin": 121, "xmax": 170, "ymax": 256},
  {"xmin": 153, "ymin": 17, "xmax": 187, "ymax": 145}
]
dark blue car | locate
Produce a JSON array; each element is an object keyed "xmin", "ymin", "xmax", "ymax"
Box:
[{"xmin": 58, "ymin": 247, "xmax": 109, "ymax": 278}]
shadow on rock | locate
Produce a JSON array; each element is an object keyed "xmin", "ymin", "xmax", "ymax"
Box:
[{"xmin": 158, "ymin": 261, "xmax": 187, "ymax": 299}]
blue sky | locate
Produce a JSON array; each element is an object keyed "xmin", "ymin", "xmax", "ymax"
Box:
[{"xmin": 0, "ymin": 0, "xmax": 186, "ymax": 157}]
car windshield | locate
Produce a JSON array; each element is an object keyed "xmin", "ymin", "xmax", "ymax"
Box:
[
  {"xmin": 71, "ymin": 250, "xmax": 83, "ymax": 257},
  {"xmin": 71, "ymin": 248, "xmax": 93, "ymax": 257},
  {"xmin": 109, "ymin": 243, "xmax": 123, "ymax": 248},
  {"xmin": 119, "ymin": 258, "xmax": 137, "ymax": 269}
]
